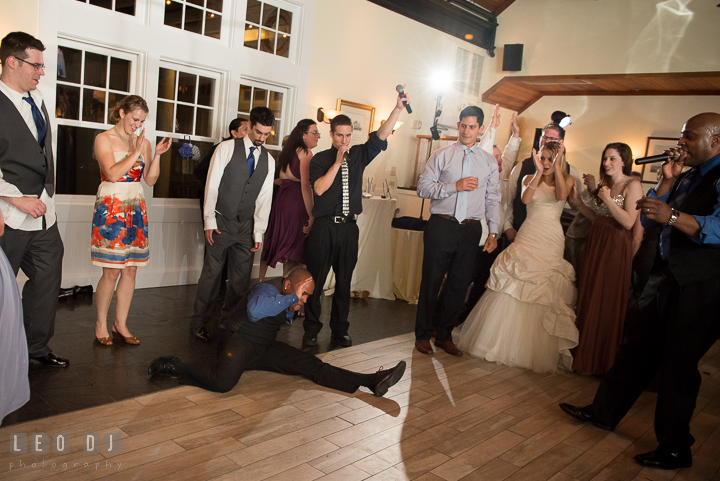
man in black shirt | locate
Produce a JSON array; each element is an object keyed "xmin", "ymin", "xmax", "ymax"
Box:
[{"xmin": 303, "ymin": 92, "xmax": 409, "ymax": 347}]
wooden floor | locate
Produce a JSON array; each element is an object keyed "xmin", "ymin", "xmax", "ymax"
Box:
[{"xmin": 4, "ymin": 332, "xmax": 720, "ymax": 481}]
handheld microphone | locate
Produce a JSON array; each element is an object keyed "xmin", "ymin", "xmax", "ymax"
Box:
[
  {"xmin": 395, "ymin": 85, "xmax": 412, "ymax": 114},
  {"xmin": 634, "ymin": 153, "xmax": 680, "ymax": 165},
  {"xmin": 344, "ymin": 150, "xmax": 350, "ymax": 161}
]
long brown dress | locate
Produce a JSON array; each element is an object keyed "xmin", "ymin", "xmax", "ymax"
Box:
[{"xmin": 572, "ymin": 185, "xmax": 633, "ymax": 375}]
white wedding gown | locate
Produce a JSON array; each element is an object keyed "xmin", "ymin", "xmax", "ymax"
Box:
[{"xmin": 456, "ymin": 181, "xmax": 579, "ymax": 373}]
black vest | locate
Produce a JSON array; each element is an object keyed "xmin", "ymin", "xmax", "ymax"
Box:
[
  {"xmin": 235, "ymin": 278, "xmax": 290, "ymax": 346},
  {"xmin": 215, "ymin": 138, "xmax": 268, "ymax": 223},
  {"xmin": 0, "ymin": 90, "xmax": 55, "ymax": 197},
  {"xmin": 511, "ymin": 156, "xmax": 570, "ymax": 231},
  {"xmin": 667, "ymin": 163, "xmax": 720, "ymax": 286}
]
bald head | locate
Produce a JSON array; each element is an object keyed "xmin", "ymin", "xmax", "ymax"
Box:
[
  {"xmin": 287, "ymin": 268, "xmax": 312, "ymax": 285},
  {"xmin": 283, "ymin": 268, "xmax": 314, "ymax": 312},
  {"xmin": 679, "ymin": 113, "xmax": 720, "ymax": 167}
]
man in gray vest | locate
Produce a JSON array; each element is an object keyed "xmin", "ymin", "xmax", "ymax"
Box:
[
  {"xmin": 0, "ymin": 32, "xmax": 67, "ymax": 368},
  {"xmin": 190, "ymin": 107, "xmax": 276, "ymax": 342}
]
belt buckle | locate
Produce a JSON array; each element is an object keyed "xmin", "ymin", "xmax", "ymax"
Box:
[{"xmin": 333, "ymin": 216, "xmax": 346, "ymax": 223}]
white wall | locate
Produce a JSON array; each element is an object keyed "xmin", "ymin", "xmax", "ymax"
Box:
[{"xmin": 486, "ymin": 0, "xmax": 720, "ymax": 176}]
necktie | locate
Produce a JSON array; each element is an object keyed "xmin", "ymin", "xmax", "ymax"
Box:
[
  {"xmin": 23, "ymin": 95, "xmax": 47, "ymax": 146},
  {"xmin": 247, "ymin": 146, "xmax": 256, "ymax": 177},
  {"xmin": 659, "ymin": 169, "xmax": 698, "ymax": 259},
  {"xmin": 341, "ymin": 158, "xmax": 350, "ymax": 216},
  {"xmin": 454, "ymin": 148, "xmax": 472, "ymax": 222}
]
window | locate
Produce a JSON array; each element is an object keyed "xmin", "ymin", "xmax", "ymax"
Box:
[
  {"xmin": 153, "ymin": 64, "xmax": 220, "ymax": 199},
  {"xmin": 55, "ymin": 43, "xmax": 136, "ymax": 195},
  {"xmin": 75, "ymin": 0, "xmax": 135, "ymax": 16},
  {"xmin": 244, "ymin": 0, "xmax": 292, "ymax": 58},
  {"xmin": 454, "ymin": 47, "xmax": 484, "ymax": 98},
  {"xmin": 237, "ymin": 82, "xmax": 287, "ymax": 153},
  {"xmin": 164, "ymin": 0, "xmax": 223, "ymax": 39}
]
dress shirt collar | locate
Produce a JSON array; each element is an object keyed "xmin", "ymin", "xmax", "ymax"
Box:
[
  {"xmin": 455, "ymin": 140, "xmax": 480, "ymax": 155},
  {"xmin": 697, "ymin": 153, "xmax": 720, "ymax": 177},
  {"xmin": 0, "ymin": 79, "xmax": 44, "ymax": 109}
]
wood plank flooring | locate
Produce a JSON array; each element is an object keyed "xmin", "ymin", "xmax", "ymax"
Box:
[{"xmin": 3, "ymin": 332, "xmax": 720, "ymax": 480}]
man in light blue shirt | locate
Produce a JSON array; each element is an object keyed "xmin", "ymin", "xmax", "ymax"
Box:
[{"xmin": 414, "ymin": 106, "xmax": 501, "ymax": 356}]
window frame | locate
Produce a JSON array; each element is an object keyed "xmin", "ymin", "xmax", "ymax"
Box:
[
  {"xmin": 162, "ymin": 0, "xmax": 225, "ymax": 40},
  {"xmin": 241, "ymin": 0, "xmax": 300, "ymax": 62},
  {"xmin": 53, "ymin": 37, "xmax": 142, "ymax": 204},
  {"xmin": 236, "ymin": 77, "xmax": 292, "ymax": 157}
]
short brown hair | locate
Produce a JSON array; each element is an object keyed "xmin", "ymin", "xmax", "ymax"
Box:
[{"xmin": 0, "ymin": 31, "xmax": 45, "ymax": 66}]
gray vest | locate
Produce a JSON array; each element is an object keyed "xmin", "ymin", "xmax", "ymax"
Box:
[
  {"xmin": 215, "ymin": 139, "xmax": 269, "ymax": 223},
  {"xmin": 0, "ymin": 91, "xmax": 55, "ymax": 197}
]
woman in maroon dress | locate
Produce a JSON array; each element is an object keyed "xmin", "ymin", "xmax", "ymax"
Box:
[
  {"xmin": 568, "ymin": 143, "xmax": 643, "ymax": 375},
  {"xmin": 260, "ymin": 119, "xmax": 320, "ymax": 278}
]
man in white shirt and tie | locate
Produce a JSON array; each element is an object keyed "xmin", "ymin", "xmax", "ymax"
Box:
[
  {"xmin": 190, "ymin": 106, "xmax": 276, "ymax": 342},
  {"xmin": 415, "ymin": 105, "xmax": 501, "ymax": 356},
  {"xmin": 0, "ymin": 31, "xmax": 68, "ymax": 367}
]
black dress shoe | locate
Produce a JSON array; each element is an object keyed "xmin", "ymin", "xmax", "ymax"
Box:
[
  {"xmin": 634, "ymin": 448, "xmax": 692, "ymax": 470},
  {"xmin": 148, "ymin": 356, "xmax": 184, "ymax": 378},
  {"xmin": 559, "ymin": 403, "xmax": 614, "ymax": 431},
  {"xmin": 370, "ymin": 361, "xmax": 406, "ymax": 397},
  {"xmin": 31, "ymin": 352, "xmax": 69, "ymax": 368},
  {"xmin": 73, "ymin": 285, "xmax": 93, "ymax": 297},
  {"xmin": 190, "ymin": 327, "xmax": 211, "ymax": 342},
  {"xmin": 303, "ymin": 333, "xmax": 318, "ymax": 346},
  {"xmin": 332, "ymin": 333, "xmax": 352, "ymax": 347}
]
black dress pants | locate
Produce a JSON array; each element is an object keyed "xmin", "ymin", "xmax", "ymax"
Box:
[
  {"xmin": 415, "ymin": 215, "xmax": 482, "ymax": 342},
  {"xmin": 178, "ymin": 333, "xmax": 374, "ymax": 393},
  {"xmin": 591, "ymin": 258, "xmax": 720, "ymax": 451},
  {"xmin": 456, "ymin": 234, "xmax": 509, "ymax": 326},
  {"xmin": 304, "ymin": 216, "xmax": 359, "ymax": 337},
  {"xmin": 0, "ymin": 223, "xmax": 64, "ymax": 357},
  {"xmin": 191, "ymin": 217, "xmax": 254, "ymax": 329}
]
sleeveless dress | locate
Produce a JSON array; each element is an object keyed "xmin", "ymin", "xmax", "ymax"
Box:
[
  {"xmin": 572, "ymin": 185, "xmax": 633, "ymax": 375},
  {"xmin": 262, "ymin": 153, "xmax": 309, "ymax": 267},
  {"xmin": 457, "ymin": 181, "xmax": 579, "ymax": 373},
  {"xmin": 90, "ymin": 152, "xmax": 149, "ymax": 268}
]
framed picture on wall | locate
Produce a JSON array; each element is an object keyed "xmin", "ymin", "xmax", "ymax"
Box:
[
  {"xmin": 336, "ymin": 99, "xmax": 375, "ymax": 147},
  {"xmin": 641, "ymin": 136, "xmax": 679, "ymax": 184}
]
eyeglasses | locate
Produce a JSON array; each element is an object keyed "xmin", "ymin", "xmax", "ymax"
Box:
[
  {"xmin": 308, "ymin": 131, "xmax": 321, "ymax": 136},
  {"xmin": 541, "ymin": 135, "xmax": 561, "ymax": 143},
  {"xmin": 15, "ymin": 57, "xmax": 46, "ymax": 72}
]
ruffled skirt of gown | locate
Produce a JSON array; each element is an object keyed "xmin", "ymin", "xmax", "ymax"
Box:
[{"xmin": 456, "ymin": 182, "xmax": 579, "ymax": 373}]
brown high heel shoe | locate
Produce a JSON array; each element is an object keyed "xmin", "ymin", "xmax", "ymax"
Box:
[
  {"xmin": 95, "ymin": 324, "xmax": 113, "ymax": 346},
  {"xmin": 112, "ymin": 326, "xmax": 140, "ymax": 345}
]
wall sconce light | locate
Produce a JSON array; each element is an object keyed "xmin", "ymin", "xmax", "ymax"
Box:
[{"xmin": 317, "ymin": 107, "xmax": 342, "ymax": 124}]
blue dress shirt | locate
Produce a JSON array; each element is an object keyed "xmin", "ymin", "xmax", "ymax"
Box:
[
  {"xmin": 642, "ymin": 153, "xmax": 720, "ymax": 259},
  {"xmin": 246, "ymin": 283, "xmax": 299, "ymax": 324},
  {"xmin": 416, "ymin": 141, "xmax": 501, "ymax": 233}
]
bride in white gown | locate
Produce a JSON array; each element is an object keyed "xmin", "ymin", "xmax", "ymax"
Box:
[{"xmin": 457, "ymin": 142, "xmax": 579, "ymax": 373}]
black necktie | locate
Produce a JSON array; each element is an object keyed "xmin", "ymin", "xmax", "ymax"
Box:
[{"xmin": 23, "ymin": 95, "xmax": 47, "ymax": 146}]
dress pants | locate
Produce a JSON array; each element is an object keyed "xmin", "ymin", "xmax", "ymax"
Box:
[
  {"xmin": 192, "ymin": 216, "xmax": 254, "ymax": 329},
  {"xmin": 456, "ymin": 234, "xmax": 509, "ymax": 326},
  {"xmin": 178, "ymin": 333, "xmax": 375, "ymax": 393},
  {"xmin": 415, "ymin": 215, "xmax": 482, "ymax": 342},
  {"xmin": 591, "ymin": 257, "xmax": 720, "ymax": 451},
  {"xmin": 0, "ymin": 223, "xmax": 64, "ymax": 357},
  {"xmin": 304, "ymin": 216, "xmax": 359, "ymax": 337}
]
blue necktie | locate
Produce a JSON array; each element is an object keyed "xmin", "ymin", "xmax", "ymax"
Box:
[
  {"xmin": 23, "ymin": 95, "xmax": 47, "ymax": 146},
  {"xmin": 247, "ymin": 146, "xmax": 256, "ymax": 177},
  {"xmin": 454, "ymin": 148, "xmax": 472, "ymax": 222}
]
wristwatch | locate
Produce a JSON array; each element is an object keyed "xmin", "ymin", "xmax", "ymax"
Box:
[
  {"xmin": 666, "ymin": 208, "xmax": 680, "ymax": 226},
  {"xmin": 488, "ymin": 233, "xmax": 498, "ymax": 239}
]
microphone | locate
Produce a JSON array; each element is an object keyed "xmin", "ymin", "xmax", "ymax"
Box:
[
  {"xmin": 344, "ymin": 150, "xmax": 350, "ymax": 161},
  {"xmin": 395, "ymin": 85, "xmax": 412, "ymax": 114},
  {"xmin": 634, "ymin": 153, "xmax": 680, "ymax": 165}
]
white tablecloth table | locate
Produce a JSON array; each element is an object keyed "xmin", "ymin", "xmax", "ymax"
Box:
[
  {"xmin": 323, "ymin": 196, "xmax": 397, "ymax": 300},
  {"xmin": 391, "ymin": 228, "xmax": 424, "ymax": 304}
]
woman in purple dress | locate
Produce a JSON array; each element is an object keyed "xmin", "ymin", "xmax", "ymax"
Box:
[{"xmin": 261, "ymin": 119, "xmax": 320, "ymax": 278}]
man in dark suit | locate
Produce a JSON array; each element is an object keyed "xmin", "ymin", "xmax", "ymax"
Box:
[
  {"xmin": 0, "ymin": 32, "xmax": 67, "ymax": 367},
  {"xmin": 560, "ymin": 112, "xmax": 720, "ymax": 470},
  {"xmin": 190, "ymin": 107, "xmax": 275, "ymax": 342}
]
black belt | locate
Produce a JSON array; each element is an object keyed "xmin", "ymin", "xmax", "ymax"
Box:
[
  {"xmin": 435, "ymin": 214, "xmax": 481, "ymax": 225},
  {"xmin": 326, "ymin": 214, "xmax": 357, "ymax": 224}
]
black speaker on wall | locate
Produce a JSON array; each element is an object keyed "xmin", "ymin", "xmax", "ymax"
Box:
[{"xmin": 502, "ymin": 44, "xmax": 523, "ymax": 71}]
